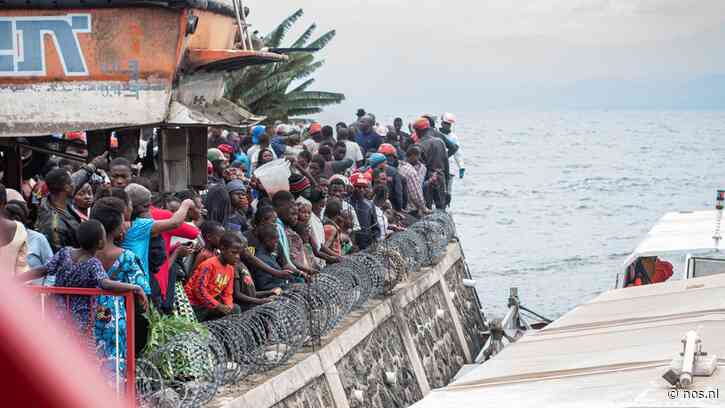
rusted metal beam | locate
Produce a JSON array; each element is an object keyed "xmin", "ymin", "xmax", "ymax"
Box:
[{"xmin": 186, "ymin": 49, "xmax": 287, "ymax": 71}]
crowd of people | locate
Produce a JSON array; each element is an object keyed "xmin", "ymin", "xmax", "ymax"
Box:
[{"xmin": 1, "ymin": 109, "xmax": 464, "ymax": 376}]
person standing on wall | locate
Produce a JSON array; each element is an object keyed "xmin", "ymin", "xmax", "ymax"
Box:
[
  {"xmin": 414, "ymin": 118, "xmax": 449, "ymax": 210},
  {"xmin": 439, "ymin": 113, "xmax": 464, "ymax": 205}
]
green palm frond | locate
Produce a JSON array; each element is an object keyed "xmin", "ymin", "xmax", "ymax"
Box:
[
  {"xmin": 238, "ymin": 69, "xmax": 296, "ymax": 101},
  {"xmin": 291, "ymin": 24, "xmax": 317, "ymax": 49},
  {"xmin": 264, "ymin": 8, "xmax": 304, "ymax": 48},
  {"xmin": 306, "ymin": 30, "xmax": 336, "ymax": 50},
  {"xmin": 286, "ymin": 91, "xmax": 345, "ymax": 102},
  {"xmin": 225, "ymin": 9, "xmax": 345, "ymax": 122},
  {"xmin": 283, "ymin": 95, "xmax": 344, "ymax": 111},
  {"xmin": 288, "ymin": 78, "xmax": 315, "ymax": 94},
  {"xmin": 288, "ymin": 107, "xmax": 324, "ymax": 117},
  {"xmin": 291, "ymin": 60, "xmax": 325, "ymax": 82}
]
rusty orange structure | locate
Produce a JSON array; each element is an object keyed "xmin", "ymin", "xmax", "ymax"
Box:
[
  {"xmin": 0, "ymin": 0, "xmax": 287, "ymax": 189},
  {"xmin": 0, "ymin": 0, "xmax": 286, "ymax": 135}
]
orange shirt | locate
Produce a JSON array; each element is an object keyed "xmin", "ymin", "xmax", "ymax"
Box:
[{"xmin": 184, "ymin": 257, "xmax": 234, "ymax": 308}]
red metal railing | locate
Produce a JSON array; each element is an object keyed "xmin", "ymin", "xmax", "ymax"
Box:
[{"xmin": 26, "ymin": 286, "xmax": 136, "ymax": 406}]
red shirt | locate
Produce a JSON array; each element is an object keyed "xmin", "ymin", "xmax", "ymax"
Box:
[
  {"xmin": 150, "ymin": 207, "xmax": 200, "ymax": 298},
  {"xmin": 184, "ymin": 257, "xmax": 234, "ymax": 308}
]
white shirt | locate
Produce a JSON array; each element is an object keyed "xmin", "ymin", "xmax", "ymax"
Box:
[
  {"xmin": 302, "ymin": 139, "xmax": 319, "ymax": 155},
  {"xmin": 344, "ymin": 140, "xmax": 363, "ymax": 163},
  {"xmin": 309, "ymin": 212, "xmax": 325, "ymax": 251},
  {"xmin": 446, "ymin": 133, "xmax": 465, "ymax": 170},
  {"xmin": 374, "ymin": 206, "xmax": 388, "ymax": 240},
  {"xmin": 247, "ymin": 145, "xmax": 278, "ymax": 171}
]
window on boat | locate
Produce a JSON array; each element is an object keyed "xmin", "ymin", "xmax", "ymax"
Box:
[{"xmin": 688, "ymin": 257, "xmax": 725, "ymax": 279}]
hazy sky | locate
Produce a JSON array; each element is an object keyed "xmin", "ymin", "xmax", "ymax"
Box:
[{"xmin": 248, "ymin": 0, "xmax": 725, "ymax": 117}]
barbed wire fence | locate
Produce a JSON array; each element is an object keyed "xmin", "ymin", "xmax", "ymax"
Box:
[{"xmin": 138, "ymin": 211, "xmax": 457, "ymax": 407}]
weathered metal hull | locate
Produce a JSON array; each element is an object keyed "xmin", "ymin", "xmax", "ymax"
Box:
[
  {"xmin": 0, "ymin": 5, "xmax": 286, "ymax": 136},
  {"xmin": 0, "ymin": 8, "xmax": 180, "ymax": 136}
]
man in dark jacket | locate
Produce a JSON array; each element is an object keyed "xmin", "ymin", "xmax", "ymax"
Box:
[
  {"xmin": 355, "ymin": 115, "xmax": 382, "ymax": 155},
  {"xmin": 423, "ymin": 114, "xmax": 459, "ymax": 159},
  {"xmin": 349, "ymin": 172, "xmax": 379, "ymax": 250},
  {"xmin": 36, "ymin": 168, "xmax": 82, "ymax": 252},
  {"xmin": 393, "ymin": 117, "xmax": 414, "ymax": 152},
  {"xmin": 37, "ymin": 152, "xmax": 108, "ymax": 252},
  {"xmin": 414, "ymin": 118, "xmax": 448, "ymax": 210}
]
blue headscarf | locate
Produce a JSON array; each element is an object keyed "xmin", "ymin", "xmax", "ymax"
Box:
[
  {"xmin": 232, "ymin": 152, "xmax": 252, "ymax": 178},
  {"xmin": 368, "ymin": 153, "xmax": 387, "ymax": 168},
  {"xmin": 251, "ymin": 125, "xmax": 266, "ymax": 145}
]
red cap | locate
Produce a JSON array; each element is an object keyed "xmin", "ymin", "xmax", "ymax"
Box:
[
  {"xmin": 413, "ymin": 117, "xmax": 430, "ymax": 130},
  {"xmin": 218, "ymin": 144, "xmax": 234, "ymax": 154},
  {"xmin": 378, "ymin": 143, "xmax": 397, "ymax": 156},
  {"xmin": 309, "ymin": 123, "xmax": 322, "ymax": 134},
  {"xmin": 66, "ymin": 131, "xmax": 86, "ymax": 142},
  {"xmin": 350, "ymin": 172, "xmax": 371, "ymax": 187}
]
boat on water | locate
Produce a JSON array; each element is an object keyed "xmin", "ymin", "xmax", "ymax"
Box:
[{"xmin": 415, "ymin": 193, "xmax": 725, "ymax": 407}]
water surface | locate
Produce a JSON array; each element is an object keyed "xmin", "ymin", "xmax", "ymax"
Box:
[{"xmin": 449, "ymin": 110, "xmax": 725, "ymax": 319}]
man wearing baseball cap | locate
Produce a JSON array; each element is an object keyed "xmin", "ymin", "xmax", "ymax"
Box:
[
  {"xmin": 440, "ymin": 113, "xmax": 465, "ymax": 204},
  {"xmin": 348, "ymin": 171, "xmax": 379, "ymax": 250},
  {"xmin": 414, "ymin": 117, "xmax": 449, "ymax": 210}
]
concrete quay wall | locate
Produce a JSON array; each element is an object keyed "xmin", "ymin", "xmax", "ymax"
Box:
[{"xmin": 211, "ymin": 242, "xmax": 484, "ymax": 408}]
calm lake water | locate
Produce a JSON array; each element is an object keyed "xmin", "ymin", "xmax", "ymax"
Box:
[{"xmin": 447, "ymin": 110, "xmax": 725, "ymax": 319}]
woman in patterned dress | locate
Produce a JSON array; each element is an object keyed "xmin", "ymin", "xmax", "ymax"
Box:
[{"xmin": 91, "ymin": 198, "xmax": 151, "ymax": 378}]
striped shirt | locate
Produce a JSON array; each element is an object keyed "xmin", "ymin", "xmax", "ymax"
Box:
[{"xmin": 398, "ymin": 161, "xmax": 426, "ymax": 211}]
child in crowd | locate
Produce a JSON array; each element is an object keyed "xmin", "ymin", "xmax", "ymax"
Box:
[
  {"xmin": 233, "ymin": 256, "xmax": 282, "ymax": 312},
  {"xmin": 19, "ymin": 220, "xmax": 148, "ymax": 343},
  {"xmin": 296, "ymin": 200, "xmax": 340, "ymax": 266},
  {"xmin": 323, "ymin": 199, "xmax": 345, "ymax": 257},
  {"xmin": 372, "ymin": 185, "xmax": 405, "ymax": 239},
  {"xmin": 184, "ymin": 232, "xmax": 242, "ymax": 322},
  {"xmin": 192, "ymin": 220, "xmax": 225, "ymax": 271},
  {"xmin": 248, "ymin": 223, "xmax": 291, "ymax": 291}
]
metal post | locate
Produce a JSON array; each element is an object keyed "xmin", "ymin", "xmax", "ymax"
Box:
[
  {"xmin": 4, "ymin": 142, "xmax": 23, "ymax": 190},
  {"xmin": 114, "ymin": 297, "xmax": 121, "ymax": 396},
  {"xmin": 124, "ymin": 292, "xmax": 136, "ymax": 406}
]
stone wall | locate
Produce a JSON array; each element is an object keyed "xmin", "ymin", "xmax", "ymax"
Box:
[
  {"xmin": 271, "ymin": 376, "xmax": 335, "ymax": 408},
  {"xmin": 405, "ymin": 283, "xmax": 466, "ymax": 389},
  {"xmin": 336, "ymin": 318, "xmax": 422, "ymax": 408},
  {"xmin": 211, "ymin": 243, "xmax": 484, "ymax": 408},
  {"xmin": 445, "ymin": 260, "xmax": 487, "ymax": 357}
]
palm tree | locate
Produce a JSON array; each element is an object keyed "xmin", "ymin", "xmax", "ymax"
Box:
[{"xmin": 226, "ymin": 9, "xmax": 345, "ymax": 123}]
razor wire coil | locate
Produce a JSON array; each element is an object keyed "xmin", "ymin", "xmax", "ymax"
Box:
[{"xmin": 138, "ymin": 212, "xmax": 456, "ymax": 407}]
